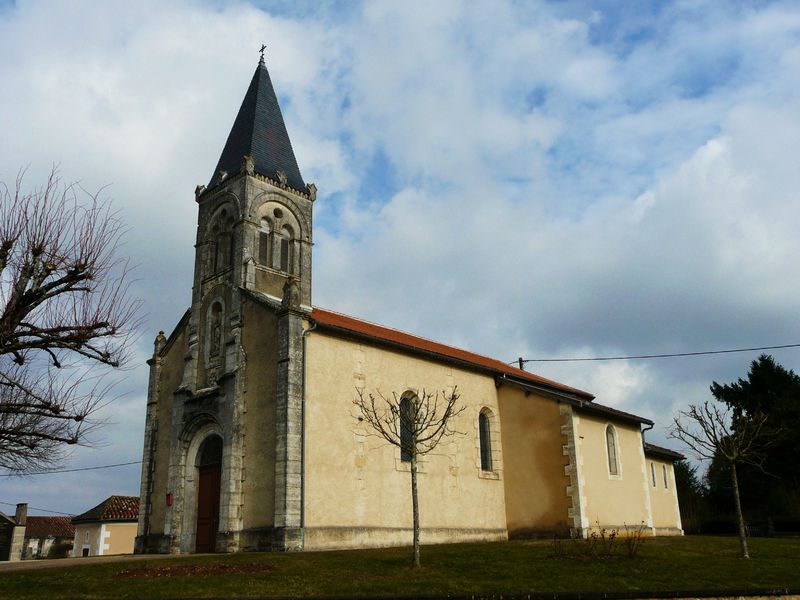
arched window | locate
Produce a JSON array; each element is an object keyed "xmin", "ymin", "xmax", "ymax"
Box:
[
  {"xmin": 258, "ymin": 218, "xmax": 272, "ymax": 267},
  {"xmin": 606, "ymin": 425, "xmax": 619, "ymax": 476},
  {"xmin": 650, "ymin": 461, "xmax": 657, "ymax": 487},
  {"xmin": 278, "ymin": 225, "xmax": 294, "ymax": 273},
  {"xmin": 210, "ymin": 226, "xmax": 220, "ymax": 272},
  {"xmin": 399, "ymin": 395, "xmax": 413, "ymax": 462},
  {"xmin": 662, "ymin": 464, "xmax": 669, "ymax": 488},
  {"xmin": 479, "ymin": 410, "xmax": 493, "ymax": 471},
  {"xmin": 216, "ymin": 231, "xmax": 231, "ymax": 271},
  {"xmin": 209, "ymin": 208, "xmax": 234, "ymax": 273}
]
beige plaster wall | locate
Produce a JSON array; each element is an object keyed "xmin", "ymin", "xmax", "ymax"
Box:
[
  {"xmin": 72, "ymin": 522, "xmax": 136, "ymax": 556},
  {"xmin": 573, "ymin": 412, "xmax": 651, "ymax": 531},
  {"xmin": 303, "ymin": 330, "xmax": 507, "ymax": 550},
  {"xmin": 240, "ymin": 299, "xmax": 278, "ymax": 530},
  {"xmin": 103, "ymin": 522, "xmax": 137, "ymax": 555},
  {"xmin": 148, "ymin": 325, "xmax": 187, "ymax": 535},
  {"xmin": 497, "ymin": 387, "xmax": 571, "ymax": 536},
  {"xmin": 646, "ymin": 456, "xmax": 682, "ymax": 534},
  {"xmin": 72, "ymin": 524, "xmax": 100, "ymax": 556}
]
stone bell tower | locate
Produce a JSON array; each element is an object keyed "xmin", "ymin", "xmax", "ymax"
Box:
[{"xmin": 138, "ymin": 54, "xmax": 316, "ymax": 555}]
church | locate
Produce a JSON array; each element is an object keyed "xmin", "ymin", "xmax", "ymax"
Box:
[{"xmin": 134, "ymin": 56, "xmax": 683, "ymax": 555}]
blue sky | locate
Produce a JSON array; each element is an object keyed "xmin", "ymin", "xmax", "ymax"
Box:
[{"xmin": 1, "ymin": 0, "xmax": 800, "ymax": 518}]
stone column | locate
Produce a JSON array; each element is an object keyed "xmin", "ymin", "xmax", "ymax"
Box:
[
  {"xmin": 135, "ymin": 331, "xmax": 166, "ymax": 554},
  {"xmin": 560, "ymin": 404, "xmax": 588, "ymax": 537},
  {"xmin": 216, "ymin": 310, "xmax": 245, "ymax": 553},
  {"xmin": 273, "ymin": 278, "xmax": 305, "ymax": 550}
]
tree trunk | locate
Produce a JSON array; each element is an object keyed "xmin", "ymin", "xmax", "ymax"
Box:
[
  {"xmin": 410, "ymin": 449, "xmax": 420, "ymax": 568},
  {"xmin": 730, "ymin": 461, "xmax": 750, "ymax": 559}
]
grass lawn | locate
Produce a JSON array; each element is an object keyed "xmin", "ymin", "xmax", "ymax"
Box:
[{"xmin": 2, "ymin": 536, "xmax": 799, "ymax": 599}]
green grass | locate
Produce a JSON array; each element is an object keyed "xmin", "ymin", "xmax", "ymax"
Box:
[{"xmin": 2, "ymin": 536, "xmax": 799, "ymax": 599}]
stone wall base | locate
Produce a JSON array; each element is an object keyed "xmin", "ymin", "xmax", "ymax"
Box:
[
  {"xmin": 303, "ymin": 526, "xmax": 507, "ymax": 551},
  {"xmin": 577, "ymin": 524, "xmax": 684, "ymax": 538},
  {"xmin": 134, "ymin": 534, "xmax": 172, "ymax": 554},
  {"xmin": 651, "ymin": 526, "xmax": 684, "ymax": 536},
  {"xmin": 134, "ymin": 526, "xmax": 508, "ymax": 554}
]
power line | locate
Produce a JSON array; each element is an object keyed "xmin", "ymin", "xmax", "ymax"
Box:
[
  {"xmin": 514, "ymin": 342, "xmax": 800, "ymax": 365},
  {"xmin": 0, "ymin": 500, "xmax": 73, "ymax": 516},
  {"xmin": 0, "ymin": 460, "xmax": 142, "ymax": 477}
]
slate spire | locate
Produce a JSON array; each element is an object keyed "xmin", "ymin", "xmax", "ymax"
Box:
[{"xmin": 208, "ymin": 59, "xmax": 306, "ymax": 191}]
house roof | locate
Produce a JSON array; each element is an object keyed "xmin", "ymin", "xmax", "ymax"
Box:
[
  {"xmin": 644, "ymin": 442, "xmax": 685, "ymax": 461},
  {"xmin": 24, "ymin": 516, "xmax": 75, "ymax": 539},
  {"xmin": 310, "ymin": 307, "xmax": 594, "ymax": 400},
  {"xmin": 71, "ymin": 496, "xmax": 139, "ymax": 524},
  {"xmin": 207, "ymin": 58, "xmax": 305, "ymax": 192}
]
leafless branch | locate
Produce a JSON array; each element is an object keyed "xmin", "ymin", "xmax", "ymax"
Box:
[{"xmin": 0, "ymin": 167, "xmax": 141, "ymax": 473}]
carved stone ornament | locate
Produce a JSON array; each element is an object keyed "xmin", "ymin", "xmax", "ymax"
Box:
[
  {"xmin": 306, "ymin": 182, "xmax": 317, "ymax": 201},
  {"xmin": 242, "ymin": 155, "xmax": 255, "ymax": 175},
  {"xmin": 281, "ymin": 276, "xmax": 300, "ymax": 309},
  {"xmin": 276, "ymin": 169, "xmax": 288, "ymax": 185}
]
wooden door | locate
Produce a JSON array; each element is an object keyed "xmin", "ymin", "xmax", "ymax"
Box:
[{"xmin": 195, "ymin": 464, "xmax": 221, "ymax": 553}]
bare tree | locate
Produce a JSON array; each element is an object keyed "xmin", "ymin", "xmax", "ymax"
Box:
[
  {"xmin": 0, "ymin": 168, "xmax": 140, "ymax": 473},
  {"xmin": 669, "ymin": 400, "xmax": 770, "ymax": 559},
  {"xmin": 354, "ymin": 386, "xmax": 465, "ymax": 568}
]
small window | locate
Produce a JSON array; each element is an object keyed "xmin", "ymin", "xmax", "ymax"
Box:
[
  {"xmin": 400, "ymin": 396, "xmax": 413, "ymax": 462},
  {"xmin": 278, "ymin": 225, "xmax": 294, "ymax": 273},
  {"xmin": 258, "ymin": 219, "xmax": 272, "ymax": 266},
  {"xmin": 479, "ymin": 410, "xmax": 493, "ymax": 471},
  {"xmin": 650, "ymin": 461, "xmax": 657, "ymax": 487},
  {"xmin": 84, "ymin": 531, "xmax": 89, "ymax": 543},
  {"xmin": 605, "ymin": 425, "xmax": 619, "ymax": 476},
  {"xmin": 663, "ymin": 464, "xmax": 669, "ymax": 489}
]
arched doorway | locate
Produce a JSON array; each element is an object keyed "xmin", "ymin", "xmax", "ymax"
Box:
[{"xmin": 195, "ymin": 435, "xmax": 222, "ymax": 553}]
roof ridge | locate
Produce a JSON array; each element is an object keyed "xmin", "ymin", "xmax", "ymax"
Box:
[
  {"xmin": 310, "ymin": 306, "xmax": 594, "ymax": 400},
  {"xmin": 311, "ymin": 306, "xmax": 505, "ymax": 362}
]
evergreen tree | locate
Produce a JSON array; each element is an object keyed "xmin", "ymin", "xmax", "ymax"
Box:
[{"xmin": 709, "ymin": 355, "xmax": 800, "ymax": 518}]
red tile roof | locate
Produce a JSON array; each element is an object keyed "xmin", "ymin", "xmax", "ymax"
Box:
[
  {"xmin": 71, "ymin": 496, "xmax": 139, "ymax": 524},
  {"xmin": 24, "ymin": 516, "xmax": 75, "ymax": 539},
  {"xmin": 310, "ymin": 307, "xmax": 594, "ymax": 400}
]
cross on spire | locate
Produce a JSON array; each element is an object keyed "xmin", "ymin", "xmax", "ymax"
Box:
[{"xmin": 259, "ymin": 43, "xmax": 266, "ymax": 64}]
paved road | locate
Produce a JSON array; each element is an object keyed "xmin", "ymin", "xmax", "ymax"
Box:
[{"xmin": 0, "ymin": 552, "xmax": 181, "ymax": 573}]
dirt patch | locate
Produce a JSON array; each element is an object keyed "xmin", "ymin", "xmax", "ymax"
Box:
[{"xmin": 118, "ymin": 562, "xmax": 275, "ymax": 578}]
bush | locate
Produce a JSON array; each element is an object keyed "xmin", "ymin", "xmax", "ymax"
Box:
[{"xmin": 46, "ymin": 542, "xmax": 73, "ymax": 559}]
